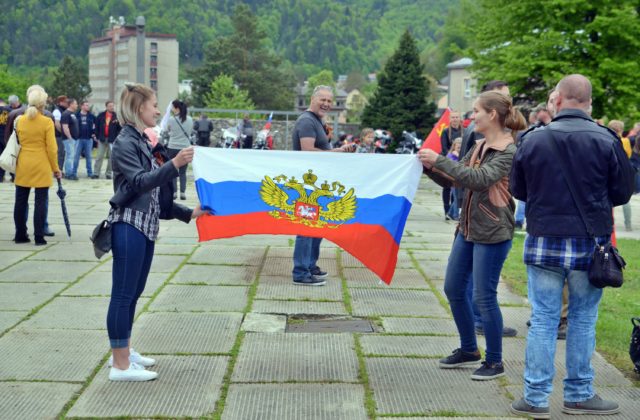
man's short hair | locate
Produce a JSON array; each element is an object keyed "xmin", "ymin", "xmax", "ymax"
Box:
[
  {"xmin": 67, "ymin": 98, "xmax": 77, "ymax": 106},
  {"xmin": 56, "ymin": 95, "xmax": 68, "ymax": 105},
  {"xmin": 311, "ymin": 85, "xmax": 333, "ymax": 97},
  {"xmin": 481, "ymin": 80, "xmax": 508, "ymax": 93},
  {"xmin": 535, "ymin": 103, "xmax": 548, "ymax": 114},
  {"xmin": 105, "ymin": 100, "xmax": 114, "ymax": 107},
  {"xmin": 556, "ymin": 74, "xmax": 592, "ymax": 104},
  {"xmin": 8, "ymin": 95, "xmax": 20, "ymax": 105},
  {"xmin": 80, "ymin": 100, "xmax": 89, "ymax": 106}
]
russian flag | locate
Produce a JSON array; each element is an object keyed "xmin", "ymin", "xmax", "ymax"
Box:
[{"xmin": 193, "ymin": 148, "xmax": 423, "ymax": 284}]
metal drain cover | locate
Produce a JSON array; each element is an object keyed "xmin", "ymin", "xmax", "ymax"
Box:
[{"xmin": 286, "ymin": 317, "xmax": 375, "ymax": 333}]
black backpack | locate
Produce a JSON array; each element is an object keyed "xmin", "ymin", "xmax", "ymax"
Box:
[{"xmin": 631, "ymin": 317, "xmax": 640, "ymax": 374}]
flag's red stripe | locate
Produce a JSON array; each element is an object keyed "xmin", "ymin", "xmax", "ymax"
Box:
[{"xmin": 196, "ymin": 212, "xmax": 399, "ymax": 284}]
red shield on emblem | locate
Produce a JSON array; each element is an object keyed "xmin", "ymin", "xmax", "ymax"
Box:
[{"xmin": 295, "ymin": 202, "xmax": 319, "ymax": 221}]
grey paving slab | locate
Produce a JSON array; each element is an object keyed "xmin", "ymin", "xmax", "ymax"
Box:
[
  {"xmin": 381, "ymin": 317, "xmax": 457, "ymax": 334},
  {"xmin": 134, "ymin": 312, "xmax": 242, "ymax": 354},
  {"xmin": 189, "ymin": 245, "xmax": 265, "ymax": 265},
  {"xmin": 27, "ymin": 243, "xmax": 98, "ymax": 261},
  {"xmin": 261, "ymin": 257, "xmax": 338, "ymax": 277},
  {"xmin": 0, "ymin": 250, "xmax": 32, "ymax": 269},
  {"xmin": 222, "ymin": 384, "xmax": 367, "ymax": 420},
  {"xmin": 344, "ymin": 268, "xmax": 429, "ymax": 289},
  {"xmin": 500, "ymin": 306, "xmax": 532, "ymax": 337},
  {"xmin": 0, "ymin": 241, "xmax": 40, "ymax": 252},
  {"xmin": 0, "ymin": 382, "xmax": 82, "ymax": 420},
  {"xmin": 256, "ymin": 275, "xmax": 343, "ymax": 301},
  {"xmin": 417, "ymin": 260, "xmax": 448, "ymax": 280},
  {"xmin": 68, "ymin": 355, "xmax": 228, "ymax": 418},
  {"xmin": 149, "ymin": 284, "xmax": 248, "ymax": 312},
  {"xmin": 410, "ymin": 249, "xmax": 454, "ymax": 262},
  {"xmin": 0, "ymin": 282, "xmax": 66, "ymax": 310},
  {"xmin": 505, "ymin": 385, "xmax": 640, "ymax": 420},
  {"xmin": 0, "ymin": 260, "xmax": 97, "ymax": 283},
  {"xmin": 341, "ymin": 250, "xmax": 414, "ymax": 269},
  {"xmin": 62, "ymin": 271, "xmax": 168, "ymax": 297},
  {"xmin": 17, "ymin": 296, "xmax": 148, "ymax": 330},
  {"xmin": 232, "ymin": 333, "xmax": 358, "ymax": 382},
  {"xmin": 171, "ymin": 263, "xmax": 257, "ymax": 285},
  {"xmin": 497, "ymin": 282, "xmax": 528, "ymax": 305},
  {"xmin": 149, "ymin": 254, "xmax": 187, "ymax": 272},
  {"xmin": 0, "ymin": 329, "xmax": 105, "ymax": 381},
  {"xmin": 361, "ymin": 335, "xmax": 462, "ymax": 357},
  {"xmin": 241, "ymin": 313, "xmax": 287, "ymax": 333},
  {"xmin": 252, "ymin": 299, "xmax": 348, "ymax": 315},
  {"xmin": 154, "ymin": 243, "xmax": 197, "ymax": 255},
  {"xmin": 0, "ymin": 311, "xmax": 28, "ymax": 332},
  {"xmin": 366, "ymin": 357, "xmax": 512, "ymax": 416},
  {"xmin": 350, "ymin": 288, "xmax": 448, "ymax": 317}
]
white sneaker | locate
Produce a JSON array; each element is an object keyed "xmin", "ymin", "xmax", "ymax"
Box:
[
  {"xmin": 108, "ymin": 362, "xmax": 158, "ymax": 382},
  {"xmin": 108, "ymin": 348, "xmax": 156, "ymax": 368}
]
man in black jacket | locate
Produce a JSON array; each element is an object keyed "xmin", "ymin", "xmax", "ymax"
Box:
[
  {"xmin": 509, "ymin": 74, "xmax": 634, "ymax": 418},
  {"xmin": 93, "ymin": 101, "xmax": 121, "ymax": 179}
]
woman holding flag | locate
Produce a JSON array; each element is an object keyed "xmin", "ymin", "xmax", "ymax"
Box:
[{"xmin": 418, "ymin": 91, "xmax": 526, "ymax": 381}]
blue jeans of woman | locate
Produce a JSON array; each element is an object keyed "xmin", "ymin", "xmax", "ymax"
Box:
[
  {"xmin": 444, "ymin": 234, "xmax": 512, "ymax": 363},
  {"xmin": 524, "ymin": 264, "xmax": 603, "ymax": 407},
  {"xmin": 70, "ymin": 138, "xmax": 94, "ymax": 177},
  {"xmin": 292, "ymin": 236, "xmax": 322, "ymax": 280},
  {"xmin": 107, "ymin": 222, "xmax": 155, "ymax": 348}
]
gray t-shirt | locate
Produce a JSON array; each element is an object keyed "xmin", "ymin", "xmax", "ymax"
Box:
[
  {"xmin": 167, "ymin": 115, "xmax": 194, "ymax": 150},
  {"xmin": 292, "ymin": 111, "xmax": 330, "ymax": 151}
]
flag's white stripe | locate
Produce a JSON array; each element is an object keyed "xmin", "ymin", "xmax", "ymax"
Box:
[{"xmin": 193, "ymin": 148, "xmax": 423, "ymax": 201}]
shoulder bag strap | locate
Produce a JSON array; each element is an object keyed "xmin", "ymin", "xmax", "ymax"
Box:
[
  {"xmin": 547, "ymin": 129, "xmax": 596, "ymax": 239},
  {"xmin": 174, "ymin": 116, "xmax": 190, "ymax": 139}
]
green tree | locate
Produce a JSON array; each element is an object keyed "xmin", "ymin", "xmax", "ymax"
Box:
[
  {"xmin": 465, "ymin": 0, "xmax": 640, "ymax": 118},
  {"xmin": 361, "ymin": 30, "xmax": 436, "ymax": 140},
  {"xmin": 204, "ymin": 74, "xmax": 255, "ymax": 117},
  {"xmin": 47, "ymin": 55, "xmax": 91, "ymax": 102},
  {"xmin": 305, "ymin": 69, "xmax": 335, "ymax": 103},
  {"xmin": 0, "ymin": 65, "xmax": 33, "ymax": 101},
  {"xmin": 191, "ymin": 4, "xmax": 294, "ymax": 110}
]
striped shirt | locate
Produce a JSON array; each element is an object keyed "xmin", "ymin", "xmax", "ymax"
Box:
[
  {"xmin": 108, "ymin": 159, "xmax": 161, "ymax": 241},
  {"xmin": 523, "ymin": 234, "xmax": 608, "ymax": 271}
]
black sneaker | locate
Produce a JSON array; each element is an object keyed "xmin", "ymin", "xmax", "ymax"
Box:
[
  {"xmin": 43, "ymin": 228, "xmax": 55, "ymax": 237},
  {"xmin": 14, "ymin": 236, "xmax": 30, "ymax": 244},
  {"xmin": 293, "ymin": 276, "xmax": 326, "ymax": 286},
  {"xmin": 439, "ymin": 348, "xmax": 481, "ymax": 369},
  {"xmin": 475, "ymin": 325, "xmax": 518, "ymax": 337},
  {"xmin": 562, "ymin": 394, "xmax": 619, "ymax": 416},
  {"xmin": 90, "ymin": 174, "xmax": 99, "ymax": 179},
  {"xmin": 471, "ymin": 361, "xmax": 505, "ymax": 380},
  {"xmin": 510, "ymin": 398, "xmax": 550, "ymax": 419},
  {"xmin": 311, "ymin": 267, "xmax": 328, "ymax": 279}
]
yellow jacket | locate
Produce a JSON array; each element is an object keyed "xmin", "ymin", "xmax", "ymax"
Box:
[
  {"xmin": 621, "ymin": 136, "xmax": 632, "ymax": 158},
  {"xmin": 15, "ymin": 112, "xmax": 59, "ymax": 188}
]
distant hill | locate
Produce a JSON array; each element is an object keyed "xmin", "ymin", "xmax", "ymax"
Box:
[{"xmin": 1, "ymin": 0, "xmax": 458, "ymax": 75}]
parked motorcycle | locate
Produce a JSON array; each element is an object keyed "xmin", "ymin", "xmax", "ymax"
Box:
[
  {"xmin": 374, "ymin": 129, "xmax": 392, "ymax": 153},
  {"xmin": 253, "ymin": 129, "xmax": 277, "ymax": 150},
  {"xmin": 219, "ymin": 127, "xmax": 241, "ymax": 148},
  {"xmin": 396, "ymin": 131, "xmax": 422, "ymax": 154}
]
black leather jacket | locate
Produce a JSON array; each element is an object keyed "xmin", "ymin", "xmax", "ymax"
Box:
[
  {"xmin": 109, "ymin": 124, "xmax": 192, "ymax": 223},
  {"xmin": 510, "ymin": 109, "xmax": 634, "ymax": 238}
]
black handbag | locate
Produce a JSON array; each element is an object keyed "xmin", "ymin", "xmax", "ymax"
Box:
[
  {"xmin": 549, "ymin": 132, "xmax": 625, "ymax": 288},
  {"xmin": 631, "ymin": 317, "xmax": 640, "ymax": 374},
  {"xmin": 90, "ymin": 219, "xmax": 112, "ymax": 259}
]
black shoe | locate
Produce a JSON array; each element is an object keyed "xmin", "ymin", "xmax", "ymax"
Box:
[
  {"xmin": 510, "ymin": 398, "xmax": 550, "ymax": 419},
  {"xmin": 471, "ymin": 361, "xmax": 505, "ymax": 380},
  {"xmin": 67, "ymin": 175, "xmax": 78, "ymax": 180},
  {"xmin": 311, "ymin": 267, "xmax": 328, "ymax": 279},
  {"xmin": 180, "ymin": 193, "xmax": 186, "ymax": 200},
  {"xmin": 106, "ymin": 174, "xmax": 112, "ymax": 180},
  {"xmin": 526, "ymin": 319, "xmax": 531, "ymax": 327},
  {"xmin": 557, "ymin": 317, "xmax": 567, "ymax": 340},
  {"xmin": 292, "ymin": 276, "xmax": 326, "ymax": 286},
  {"xmin": 43, "ymin": 228, "xmax": 55, "ymax": 237},
  {"xmin": 35, "ymin": 236, "xmax": 47, "ymax": 246},
  {"xmin": 475, "ymin": 325, "xmax": 518, "ymax": 337},
  {"xmin": 445, "ymin": 215, "xmax": 452, "ymax": 221},
  {"xmin": 562, "ymin": 394, "xmax": 619, "ymax": 416},
  {"xmin": 439, "ymin": 348, "xmax": 481, "ymax": 369},
  {"xmin": 90, "ymin": 174, "xmax": 99, "ymax": 179},
  {"xmin": 14, "ymin": 236, "xmax": 30, "ymax": 244},
  {"xmin": 515, "ymin": 221, "xmax": 523, "ymax": 230}
]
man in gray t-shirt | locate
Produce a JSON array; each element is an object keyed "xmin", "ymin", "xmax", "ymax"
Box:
[{"xmin": 291, "ymin": 85, "xmax": 355, "ymax": 286}]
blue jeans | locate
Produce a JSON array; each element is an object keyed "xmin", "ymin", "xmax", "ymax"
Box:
[
  {"xmin": 292, "ymin": 236, "xmax": 321, "ymax": 280},
  {"xmin": 62, "ymin": 139, "xmax": 76, "ymax": 175},
  {"xmin": 524, "ymin": 265, "xmax": 602, "ymax": 407},
  {"xmin": 444, "ymin": 234, "xmax": 512, "ymax": 363},
  {"xmin": 107, "ymin": 222, "xmax": 155, "ymax": 348},
  {"xmin": 70, "ymin": 138, "xmax": 93, "ymax": 177},
  {"xmin": 447, "ymin": 188, "xmax": 460, "ymax": 220},
  {"xmin": 515, "ymin": 200, "xmax": 526, "ymax": 224}
]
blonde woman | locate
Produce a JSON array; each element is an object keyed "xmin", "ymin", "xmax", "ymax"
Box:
[{"xmin": 13, "ymin": 88, "xmax": 61, "ymax": 245}]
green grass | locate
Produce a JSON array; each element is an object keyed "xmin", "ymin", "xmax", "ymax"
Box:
[{"xmin": 501, "ymin": 235, "xmax": 640, "ymax": 381}]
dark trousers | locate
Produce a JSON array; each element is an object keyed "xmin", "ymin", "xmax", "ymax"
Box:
[
  {"xmin": 167, "ymin": 148, "xmax": 187, "ymax": 194},
  {"xmin": 243, "ymin": 135, "xmax": 253, "ymax": 149},
  {"xmin": 56, "ymin": 136, "xmax": 65, "ymax": 172},
  {"xmin": 107, "ymin": 222, "xmax": 155, "ymax": 348},
  {"xmin": 14, "ymin": 186, "xmax": 48, "ymax": 239},
  {"xmin": 442, "ymin": 187, "xmax": 452, "ymax": 214}
]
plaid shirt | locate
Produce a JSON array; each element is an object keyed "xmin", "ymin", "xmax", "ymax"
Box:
[
  {"xmin": 523, "ymin": 234, "xmax": 609, "ymax": 271},
  {"xmin": 108, "ymin": 160, "xmax": 161, "ymax": 241}
]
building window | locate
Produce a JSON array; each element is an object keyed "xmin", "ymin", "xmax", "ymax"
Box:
[
  {"xmin": 150, "ymin": 67, "xmax": 157, "ymax": 80},
  {"xmin": 464, "ymin": 79, "xmax": 471, "ymax": 98},
  {"xmin": 150, "ymin": 42, "xmax": 158, "ymax": 53},
  {"xmin": 150, "ymin": 54, "xmax": 157, "ymax": 66},
  {"xmin": 150, "ymin": 80, "xmax": 158, "ymax": 91}
]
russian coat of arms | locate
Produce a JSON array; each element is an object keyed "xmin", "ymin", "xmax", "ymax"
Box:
[{"xmin": 259, "ymin": 170, "xmax": 357, "ymax": 228}]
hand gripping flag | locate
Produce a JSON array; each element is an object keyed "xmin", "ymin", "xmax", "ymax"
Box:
[
  {"xmin": 193, "ymin": 148, "xmax": 423, "ymax": 284},
  {"xmin": 420, "ymin": 108, "xmax": 451, "ymax": 154}
]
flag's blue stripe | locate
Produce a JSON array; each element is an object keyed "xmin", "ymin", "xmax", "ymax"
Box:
[{"xmin": 195, "ymin": 179, "xmax": 412, "ymax": 244}]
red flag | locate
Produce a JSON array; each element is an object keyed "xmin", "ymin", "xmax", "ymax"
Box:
[{"xmin": 421, "ymin": 108, "xmax": 450, "ymax": 154}]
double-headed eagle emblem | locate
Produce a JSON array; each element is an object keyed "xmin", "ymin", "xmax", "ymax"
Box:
[{"xmin": 259, "ymin": 170, "xmax": 357, "ymax": 228}]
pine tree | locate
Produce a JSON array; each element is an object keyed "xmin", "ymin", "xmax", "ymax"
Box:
[
  {"xmin": 361, "ymin": 30, "xmax": 436, "ymax": 142},
  {"xmin": 204, "ymin": 74, "xmax": 255, "ymax": 117},
  {"xmin": 47, "ymin": 55, "xmax": 92, "ymax": 102}
]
